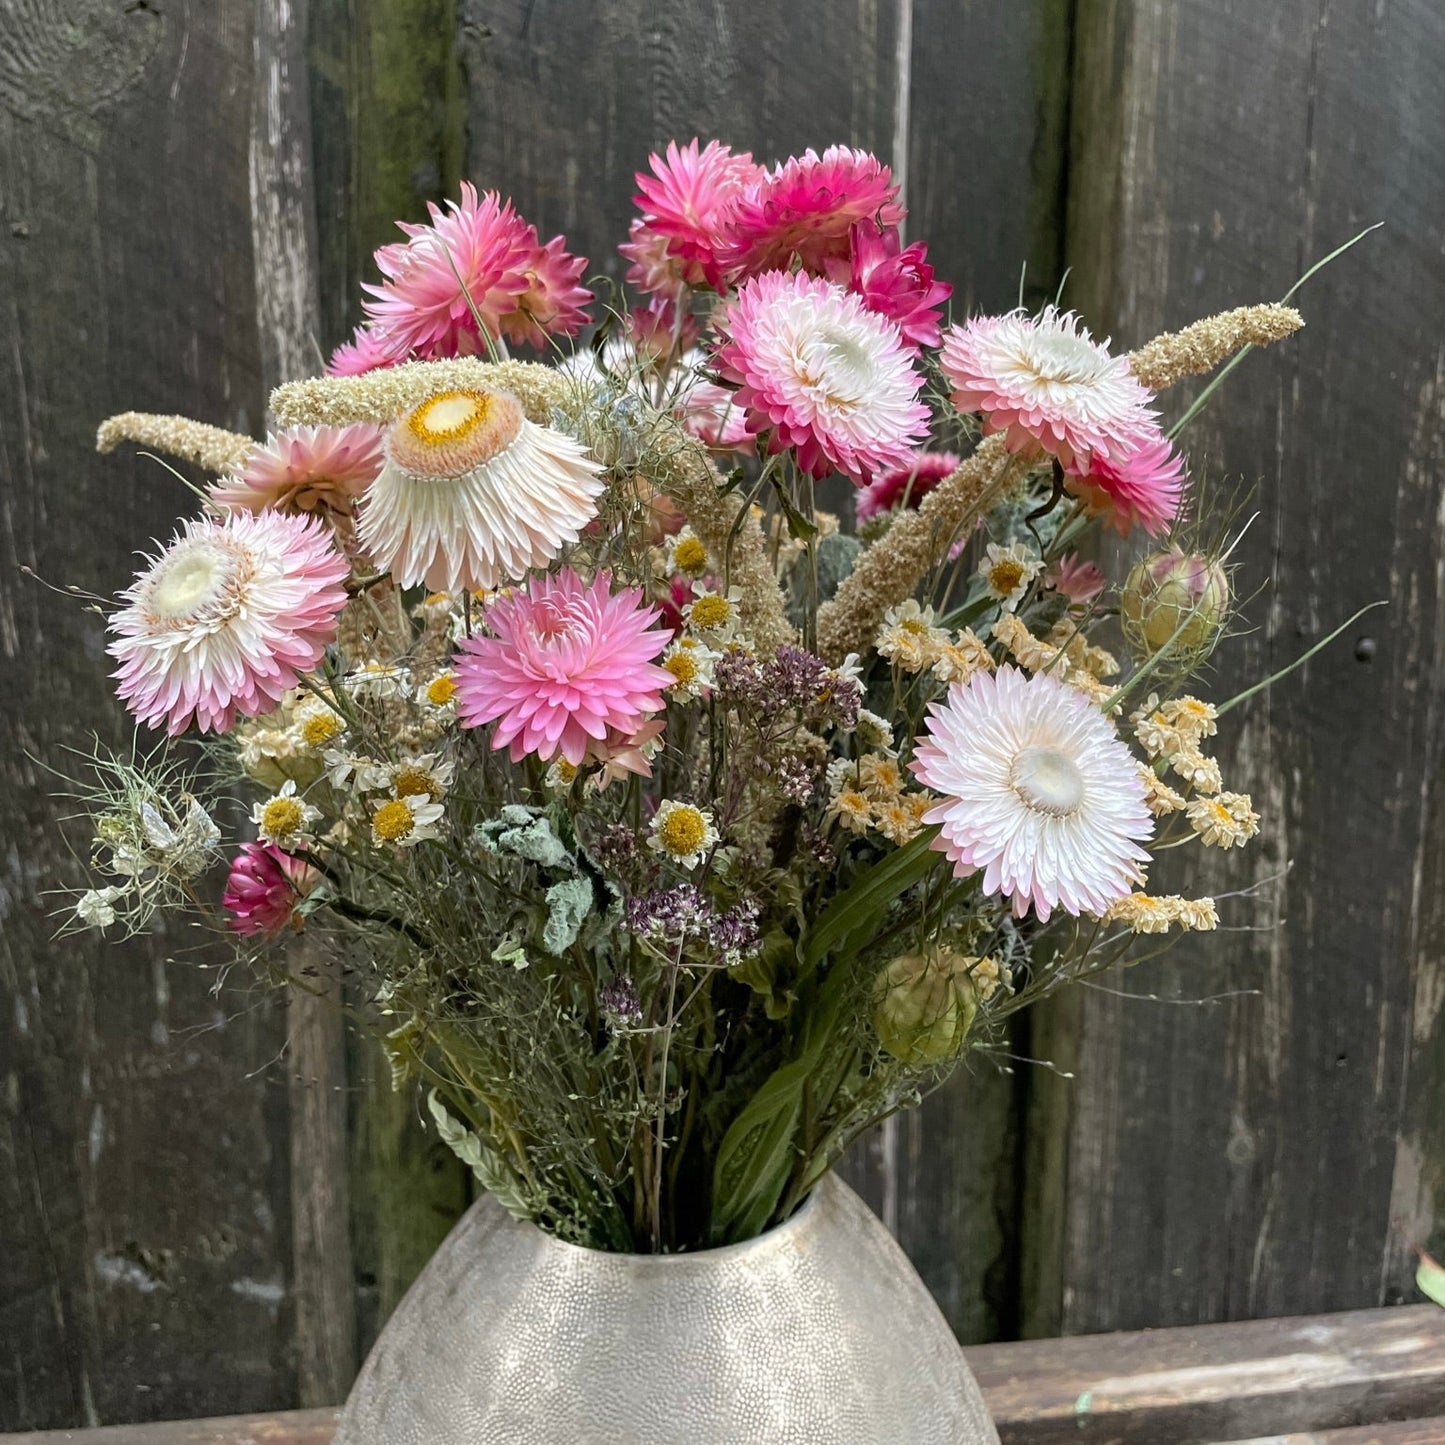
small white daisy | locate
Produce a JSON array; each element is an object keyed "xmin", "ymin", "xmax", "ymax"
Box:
[
  {"xmin": 647, "ymin": 800, "xmax": 720, "ymax": 870},
  {"xmin": 683, "ymin": 583, "xmax": 744, "ymax": 642},
  {"xmin": 977, "ymin": 541, "xmax": 1041, "ymax": 610},
  {"xmin": 661, "ymin": 637, "xmax": 721, "ymax": 701},
  {"xmin": 664, "ymin": 527, "xmax": 710, "ymax": 578},
  {"xmin": 369, "ymin": 793, "xmax": 445, "ymax": 848},
  {"xmin": 343, "ymin": 660, "xmax": 413, "ymax": 702},
  {"xmin": 252, "ymin": 780, "xmax": 321, "ymax": 850}
]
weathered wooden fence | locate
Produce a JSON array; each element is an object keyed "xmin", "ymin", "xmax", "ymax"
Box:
[{"xmin": 1, "ymin": 0, "xmax": 1441, "ymax": 1430}]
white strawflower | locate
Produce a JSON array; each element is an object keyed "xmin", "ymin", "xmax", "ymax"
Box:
[
  {"xmin": 360, "ymin": 387, "xmax": 604, "ymax": 592},
  {"xmin": 911, "ymin": 666, "xmax": 1153, "ymax": 921}
]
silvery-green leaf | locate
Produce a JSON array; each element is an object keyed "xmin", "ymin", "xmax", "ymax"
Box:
[
  {"xmin": 543, "ymin": 876, "xmax": 593, "ymax": 954},
  {"xmin": 426, "ymin": 1091, "xmax": 531, "ymax": 1222}
]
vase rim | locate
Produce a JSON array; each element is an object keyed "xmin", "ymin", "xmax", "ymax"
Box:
[{"xmin": 523, "ymin": 1173, "xmax": 830, "ymax": 1264}]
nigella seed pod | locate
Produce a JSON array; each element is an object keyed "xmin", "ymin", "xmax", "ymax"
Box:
[
  {"xmin": 872, "ymin": 952, "xmax": 979, "ymax": 1067},
  {"xmin": 1121, "ymin": 546, "xmax": 1231, "ymax": 661}
]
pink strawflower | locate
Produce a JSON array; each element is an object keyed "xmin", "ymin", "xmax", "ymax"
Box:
[
  {"xmin": 628, "ymin": 295, "xmax": 702, "ymax": 367},
  {"xmin": 632, "ymin": 139, "xmax": 760, "ymax": 290},
  {"xmin": 911, "ymin": 666, "xmax": 1152, "ymax": 922},
  {"xmin": 209, "ymin": 423, "xmax": 385, "ymax": 542},
  {"xmin": 619, "ymin": 218, "xmax": 689, "ymax": 301},
  {"xmin": 838, "ymin": 223, "xmax": 951, "ymax": 351},
  {"xmin": 109, "ymin": 511, "xmax": 350, "ymax": 735},
  {"xmin": 1048, "ymin": 554, "xmax": 1107, "ymax": 605},
  {"xmin": 715, "ymin": 269, "xmax": 929, "ymax": 482},
  {"xmin": 327, "ymin": 324, "xmax": 398, "ymax": 376},
  {"xmin": 495, "ymin": 231, "xmax": 593, "ymax": 349},
  {"xmin": 678, "ymin": 375, "xmax": 754, "ymax": 451},
  {"xmin": 855, "ymin": 451, "xmax": 961, "ymax": 525},
  {"xmin": 454, "ymin": 568, "xmax": 674, "ymax": 766},
  {"xmin": 1065, "ymin": 429, "xmax": 1186, "ymax": 536},
  {"xmin": 720, "ymin": 146, "xmax": 905, "ymax": 280},
  {"xmin": 362, "ymin": 183, "xmax": 591, "ymax": 358},
  {"xmin": 224, "ymin": 842, "xmax": 320, "ymax": 938},
  {"xmin": 940, "ymin": 307, "xmax": 1161, "ymax": 470}
]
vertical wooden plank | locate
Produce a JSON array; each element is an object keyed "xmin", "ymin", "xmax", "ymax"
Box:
[
  {"xmin": 0, "ymin": 2, "xmax": 294, "ymax": 1428},
  {"xmin": 456, "ymin": 0, "xmax": 899, "ymax": 280},
  {"xmin": 305, "ymin": 0, "xmax": 472, "ymax": 1352},
  {"xmin": 1026, "ymin": 0, "xmax": 1445, "ymax": 1335},
  {"xmin": 251, "ymin": 0, "xmax": 358, "ymax": 1407}
]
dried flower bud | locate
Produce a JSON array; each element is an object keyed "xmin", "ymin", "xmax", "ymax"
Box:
[
  {"xmin": 1121, "ymin": 547, "xmax": 1231, "ymax": 661},
  {"xmin": 872, "ymin": 951, "xmax": 979, "ymax": 1066}
]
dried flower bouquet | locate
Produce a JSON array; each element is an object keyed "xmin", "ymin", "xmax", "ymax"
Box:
[{"xmin": 69, "ymin": 141, "xmax": 1326, "ymax": 1253}]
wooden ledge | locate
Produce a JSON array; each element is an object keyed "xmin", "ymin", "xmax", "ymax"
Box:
[{"xmin": 3, "ymin": 1306, "xmax": 1442, "ymax": 1444}]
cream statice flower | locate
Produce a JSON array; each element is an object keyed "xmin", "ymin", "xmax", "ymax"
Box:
[
  {"xmin": 647, "ymin": 800, "xmax": 719, "ymax": 870},
  {"xmin": 1104, "ymin": 893, "xmax": 1219, "ymax": 933},
  {"xmin": 1137, "ymin": 765, "xmax": 1187, "ymax": 816},
  {"xmin": 1187, "ymin": 791, "xmax": 1260, "ymax": 848},
  {"xmin": 108, "ymin": 511, "xmax": 349, "ymax": 735},
  {"xmin": 1169, "ymin": 745, "xmax": 1223, "ymax": 794},
  {"xmin": 359, "ymin": 386, "xmax": 604, "ymax": 592},
  {"xmin": 715, "ymin": 269, "xmax": 929, "ymax": 481},
  {"xmin": 876, "ymin": 600, "xmax": 948, "ymax": 672},
  {"xmin": 911, "ymin": 666, "xmax": 1153, "ymax": 921},
  {"xmin": 978, "ymin": 541, "xmax": 1041, "ymax": 610},
  {"xmin": 252, "ymin": 780, "xmax": 321, "ymax": 850},
  {"xmin": 661, "ymin": 637, "xmax": 720, "ymax": 701},
  {"xmin": 933, "ymin": 629, "xmax": 994, "ymax": 685},
  {"xmin": 370, "ymin": 793, "xmax": 445, "ymax": 848}
]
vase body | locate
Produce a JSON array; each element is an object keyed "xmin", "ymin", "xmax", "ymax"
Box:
[{"xmin": 335, "ymin": 1173, "xmax": 999, "ymax": 1444}]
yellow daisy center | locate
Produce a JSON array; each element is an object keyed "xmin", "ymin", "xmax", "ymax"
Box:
[
  {"xmin": 657, "ymin": 806, "xmax": 707, "ymax": 856},
  {"xmin": 425, "ymin": 674, "xmax": 458, "ymax": 706},
  {"xmin": 689, "ymin": 595, "xmax": 732, "ymax": 629},
  {"xmin": 664, "ymin": 652, "xmax": 699, "ymax": 688},
  {"xmin": 301, "ymin": 712, "xmax": 343, "ymax": 747},
  {"xmin": 553, "ymin": 759, "xmax": 578, "ymax": 783},
  {"xmin": 262, "ymin": 796, "xmax": 305, "ymax": 839},
  {"xmin": 373, "ymin": 799, "xmax": 416, "ymax": 842},
  {"xmin": 391, "ymin": 387, "xmax": 524, "ymax": 478},
  {"xmin": 393, "ymin": 767, "xmax": 439, "ymax": 801},
  {"xmin": 672, "ymin": 536, "xmax": 707, "ymax": 574},
  {"xmin": 1208, "ymin": 801, "xmax": 1233, "ymax": 824},
  {"xmin": 899, "ymin": 617, "xmax": 929, "ymax": 637},
  {"xmin": 989, "ymin": 559, "xmax": 1026, "ymax": 595}
]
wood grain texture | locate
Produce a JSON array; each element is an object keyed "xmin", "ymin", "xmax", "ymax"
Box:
[
  {"xmin": 0, "ymin": 0, "xmax": 294, "ymax": 1430},
  {"xmin": 970, "ymin": 1304, "xmax": 1445, "ymax": 1444},
  {"xmin": 1025, "ymin": 0, "xmax": 1445, "ymax": 1338}
]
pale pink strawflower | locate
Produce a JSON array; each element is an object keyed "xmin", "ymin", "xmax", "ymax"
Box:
[
  {"xmin": 855, "ymin": 452, "xmax": 961, "ymax": 525},
  {"xmin": 454, "ymin": 568, "xmax": 674, "ymax": 766},
  {"xmin": 837, "ymin": 223, "xmax": 951, "ymax": 352},
  {"xmin": 1048, "ymin": 553, "xmax": 1107, "ymax": 605},
  {"xmin": 678, "ymin": 375, "xmax": 754, "ymax": 451},
  {"xmin": 223, "ymin": 842, "xmax": 320, "ymax": 937},
  {"xmin": 1065, "ymin": 428, "xmax": 1186, "ymax": 536},
  {"xmin": 109, "ymin": 511, "xmax": 350, "ymax": 735},
  {"xmin": 940, "ymin": 307, "xmax": 1161, "ymax": 470},
  {"xmin": 632, "ymin": 139, "xmax": 760, "ymax": 290},
  {"xmin": 362, "ymin": 183, "xmax": 591, "ymax": 358},
  {"xmin": 911, "ymin": 666, "xmax": 1153, "ymax": 921},
  {"xmin": 360, "ymin": 387, "xmax": 604, "ymax": 592},
  {"xmin": 721, "ymin": 146, "xmax": 905, "ymax": 279},
  {"xmin": 209, "ymin": 423, "xmax": 385, "ymax": 539},
  {"xmin": 619, "ymin": 218, "xmax": 689, "ymax": 301},
  {"xmin": 327, "ymin": 323, "xmax": 398, "ymax": 376},
  {"xmin": 716, "ymin": 269, "xmax": 929, "ymax": 482}
]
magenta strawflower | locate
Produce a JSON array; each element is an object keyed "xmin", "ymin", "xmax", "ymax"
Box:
[
  {"xmin": 223, "ymin": 842, "xmax": 320, "ymax": 937},
  {"xmin": 1065, "ymin": 429, "xmax": 1186, "ymax": 536},
  {"xmin": 715, "ymin": 269, "xmax": 929, "ymax": 482},
  {"xmin": 109, "ymin": 511, "xmax": 350, "ymax": 735},
  {"xmin": 940, "ymin": 307, "xmax": 1161, "ymax": 470},
  {"xmin": 619, "ymin": 218, "xmax": 689, "ymax": 300},
  {"xmin": 454, "ymin": 568, "xmax": 674, "ymax": 766},
  {"xmin": 209, "ymin": 423, "xmax": 385, "ymax": 540},
  {"xmin": 855, "ymin": 451, "xmax": 962, "ymax": 525},
  {"xmin": 720, "ymin": 146, "xmax": 905, "ymax": 279},
  {"xmin": 838, "ymin": 223, "xmax": 951, "ymax": 351},
  {"xmin": 632, "ymin": 139, "xmax": 760, "ymax": 290},
  {"xmin": 361, "ymin": 183, "xmax": 591, "ymax": 359}
]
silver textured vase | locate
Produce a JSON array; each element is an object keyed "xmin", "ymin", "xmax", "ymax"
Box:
[{"xmin": 335, "ymin": 1174, "xmax": 999, "ymax": 1444}]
